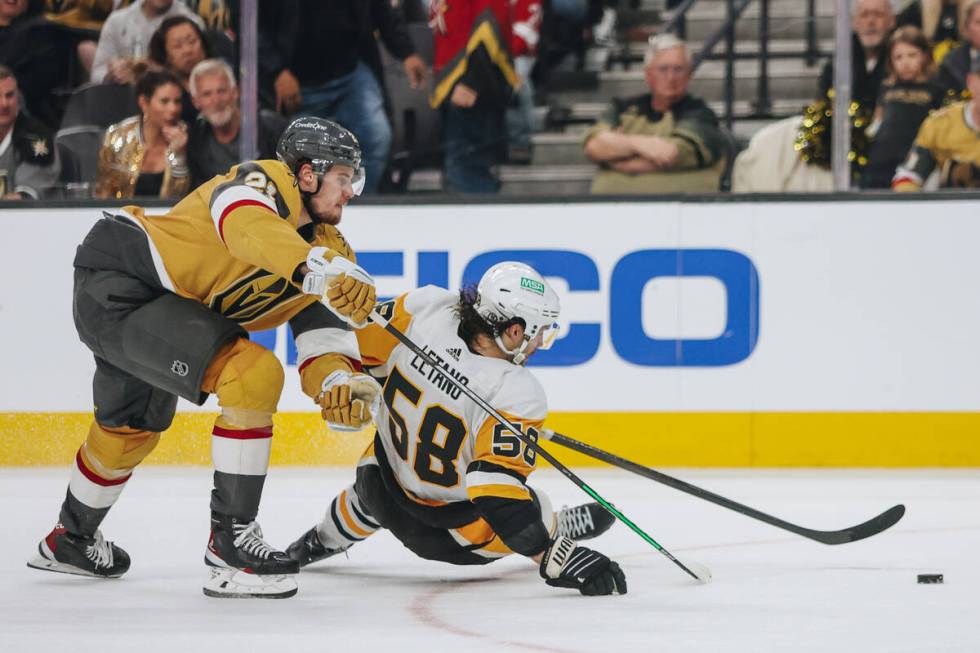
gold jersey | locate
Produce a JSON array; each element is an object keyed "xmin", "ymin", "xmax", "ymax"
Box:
[
  {"xmin": 356, "ymin": 286, "xmax": 547, "ymax": 507},
  {"xmin": 894, "ymin": 102, "xmax": 980, "ymax": 190},
  {"xmin": 122, "ymin": 159, "xmax": 356, "ymax": 332}
]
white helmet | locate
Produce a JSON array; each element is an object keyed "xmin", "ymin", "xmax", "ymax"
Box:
[{"xmin": 475, "ymin": 262, "xmax": 561, "ymax": 365}]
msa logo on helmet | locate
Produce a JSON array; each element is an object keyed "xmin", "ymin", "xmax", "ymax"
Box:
[{"xmin": 520, "ymin": 277, "xmax": 545, "ymax": 295}]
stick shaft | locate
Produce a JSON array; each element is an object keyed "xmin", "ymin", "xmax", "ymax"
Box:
[
  {"xmin": 546, "ymin": 430, "xmax": 904, "ymax": 545},
  {"xmin": 369, "ymin": 310, "xmax": 704, "ymax": 581}
]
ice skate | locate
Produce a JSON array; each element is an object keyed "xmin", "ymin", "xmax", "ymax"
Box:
[
  {"xmin": 27, "ymin": 524, "xmax": 130, "ymax": 578},
  {"xmin": 556, "ymin": 502, "xmax": 615, "ymax": 541},
  {"xmin": 203, "ymin": 515, "xmax": 298, "ymax": 598},
  {"xmin": 286, "ymin": 526, "xmax": 352, "ymax": 568}
]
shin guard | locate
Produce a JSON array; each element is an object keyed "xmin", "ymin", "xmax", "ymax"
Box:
[
  {"xmin": 60, "ymin": 423, "xmax": 160, "ymax": 535},
  {"xmin": 202, "ymin": 339, "xmax": 284, "ymax": 519}
]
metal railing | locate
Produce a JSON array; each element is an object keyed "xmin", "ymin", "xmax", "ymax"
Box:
[{"xmin": 660, "ymin": 0, "xmax": 828, "ymax": 127}]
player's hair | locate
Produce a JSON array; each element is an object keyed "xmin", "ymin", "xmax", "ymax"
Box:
[
  {"xmin": 149, "ymin": 16, "xmax": 212, "ymax": 68},
  {"xmin": 644, "ymin": 33, "xmax": 692, "ymax": 67},
  {"xmin": 884, "ymin": 26, "xmax": 934, "ymax": 83},
  {"xmin": 135, "ymin": 68, "xmax": 183, "ymax": 102},
  {"xmin": 189, "ymin": 58, "xmax": 236, "ymax": 97},
  {"xmin": 454, "ymin": 286, "xmax": 524, "ymax": 347}
]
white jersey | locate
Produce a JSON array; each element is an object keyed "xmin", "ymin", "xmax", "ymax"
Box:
[{"xmin": 356, "ymin": 286, "xmax": 546, "ymax": 506}]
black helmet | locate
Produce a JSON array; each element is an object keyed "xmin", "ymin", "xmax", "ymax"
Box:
[{"xmin": 276, "ymin": 117, "xmax": 364, "ymax": 193}]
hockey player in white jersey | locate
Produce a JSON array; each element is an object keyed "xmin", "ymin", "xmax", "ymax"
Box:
[{"xmin": 288, "ymin": 262, "xmax": 627, "ymax": 596}]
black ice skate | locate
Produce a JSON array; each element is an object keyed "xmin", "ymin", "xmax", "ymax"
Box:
[
  {"xmin": 286, "ymin": 527, "xmax": 352, "ymax": 568},
  {"xmin": 556, "ymin": 502, "xmax": 615, "ymax": 541},
  {"xmin": 203, "ymin": 514, "xmax": 299, "ymax": 599},
  {"xmin": 27, "ymin": 524, "xmax": 130, "ymax": 578}
]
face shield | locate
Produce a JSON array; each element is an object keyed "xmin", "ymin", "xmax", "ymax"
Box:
[
  {"xmin": 351, "ymin": 167, "xmax": 366, "ymax": 196},
  {"xmin": 532, "ymin": 321, "xmax": 561, "ymax": 351}
]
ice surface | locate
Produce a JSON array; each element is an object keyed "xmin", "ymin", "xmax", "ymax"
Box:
[{"xmin": 2, "ymin": 467, "xmax": 978, "ymax": 653}]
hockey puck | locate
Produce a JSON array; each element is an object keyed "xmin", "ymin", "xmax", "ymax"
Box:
[{"xmin": 917, "ymin": 574, "xmax": 943, "ymax": 584}]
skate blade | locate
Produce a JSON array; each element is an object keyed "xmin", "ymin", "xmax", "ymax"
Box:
[
  {"xmin": 26, "ymin": 554, "xmax": 124, "ymax": 579},
  {"xmin": 202, "ymin": 567, "xmax": 297, "ymax": 599}
]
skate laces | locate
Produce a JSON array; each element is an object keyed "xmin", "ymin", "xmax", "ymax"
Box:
[
  {"xmin": 557, "ymin": 505, "xmax": 595, "ymax": 539},
  {"xmin": 85, "ymin": 530, "xmax": 114, "ymax": 569},
  {"xmin": 232, "ymin": 521, "xmax": 276, "ymax": 559}
]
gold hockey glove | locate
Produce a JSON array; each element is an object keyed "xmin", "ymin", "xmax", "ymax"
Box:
[
  {"xmin": 302, "ymin": 246, "xmax": 376, "ymax": 328},
  {"xmin": 317, "ymin": 370, "xmax": 382, "ymax": 432},
  {"xmin": 326, "ymin": 273, "xmax": 376, "ymax": 326}
]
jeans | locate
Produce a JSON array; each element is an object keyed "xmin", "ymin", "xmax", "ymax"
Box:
[
  {"xmin": 506, "ymin": 56, "xmax": 536, "ymax": 152},
  {"xmin": 443, "ymin": 102, "xmax": 503, "ymax": 194},
  {"xmin": 298, "ymin": 61, "xmax": 391, "ymax": 195}
]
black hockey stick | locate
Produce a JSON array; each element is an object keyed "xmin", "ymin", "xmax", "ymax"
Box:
[
  {"xmin": 368, "ymin": 309, "xmax": 711, "ymax": 584},
  {"xmin": 543, "ymin": 430, "xmax": 906, "ymax": 545}
]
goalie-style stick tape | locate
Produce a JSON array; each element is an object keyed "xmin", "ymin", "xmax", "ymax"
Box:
[
  {"xmin": 543, "ymin": 430, "xmax": 906, "ymax": 545},
  {"xmin": 368, "ymin": 309, "xmax": 711, "ymax": 584}
]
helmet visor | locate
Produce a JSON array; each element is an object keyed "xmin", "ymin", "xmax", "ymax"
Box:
[
  {"xmin": 535, "ymin": 322, "xmax": 561, "ymax": 351},
  {"xmin": 352, "ymin": 167, "xmax": 366, "ymax": 196}
]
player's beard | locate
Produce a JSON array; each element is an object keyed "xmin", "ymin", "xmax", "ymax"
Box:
[
  {"xmin": 204, "ymin": 106, "xmax": 236, "ymax": 128},
  {"xmin": 304, "ymin": 195, "xmax": 342, "ymax": 226}
]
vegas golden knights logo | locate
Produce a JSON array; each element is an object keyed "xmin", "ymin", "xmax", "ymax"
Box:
[{"xmin": 211, "ymin": 269, "xmax": 302, "ymax": 323}]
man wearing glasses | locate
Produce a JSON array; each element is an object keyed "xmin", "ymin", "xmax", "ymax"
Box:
[{"xmin": 583, "ymin": 33, "xmax": 726, "ymax": 195}]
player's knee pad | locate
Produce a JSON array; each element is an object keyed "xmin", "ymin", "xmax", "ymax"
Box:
[
  {"xmin": 204, "ymin": 339, "xmax": 284, "ymax": 428},
  {"xmin": 81, "ymin": 422, "xmax": 161, "ymax": 479},
  {"xmin": 530, "ymin": 487, "xmax": 556, "ymax": 536}
]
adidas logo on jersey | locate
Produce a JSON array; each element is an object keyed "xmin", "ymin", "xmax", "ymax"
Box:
[{"xmin": 445, "ymin": 347, "xmax": 462, "ymax": 361}]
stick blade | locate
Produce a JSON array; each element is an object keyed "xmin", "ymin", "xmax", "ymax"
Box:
[
  {"xmin": 689, "ymin": 561, "xmax": 712, "ymax": 584},
  {"xmin": 811, "ymin": 504, "xmax": 906, "ymax": 545}
]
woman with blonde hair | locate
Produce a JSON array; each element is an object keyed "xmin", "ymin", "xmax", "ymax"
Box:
[{"xmin": 96, "ymin": 68, "xmax": 191, "ymax": 199}]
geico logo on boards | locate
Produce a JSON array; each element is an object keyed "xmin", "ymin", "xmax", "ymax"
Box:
[{"xmin": 253, "ymin": 249, "xmax": 760, "ymax": 368}]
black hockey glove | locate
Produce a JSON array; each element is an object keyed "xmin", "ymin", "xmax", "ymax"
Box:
[{"xmin": 539, "ymin": 536, "xmax": 627, "ymax": 596}]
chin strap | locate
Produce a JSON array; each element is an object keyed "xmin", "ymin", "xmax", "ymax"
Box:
[{"xmin": 493, "ymin": 334, "xmax": 531, "ymax": 366}]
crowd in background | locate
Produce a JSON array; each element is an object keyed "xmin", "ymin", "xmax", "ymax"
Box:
[{"xmin": 0, "ymin": 0, "xmax": 978, "ymax": 201}]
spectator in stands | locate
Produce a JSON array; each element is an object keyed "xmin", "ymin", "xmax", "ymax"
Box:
[
  {"xmin": 862, "ymin": 27, "xmax": 944, "ymax": 188},
  {"xmin": 45, "ymin": 0, "xmax": 115, "ymax": 79},
  {"xmin": 936, "ymin": 0, "xmax": 980, "ymax": 96},
  {"xmin": 506, "ymin": 1, "xmax": 543, "ymax": 164},
  {"xmin": 0, "ymin": 65, "xmax": 58, "ymax": 199},
  {"xmin": 0, "ymin": 0, "xmax": 79, "ymax": 129},
  {"xmin": 259, "ymin": 0, "xmax": 426, "ymax": 194},
  {"xmin": 430, "ymin": 0, "xmax": 522, "ymax": 193},
  {"xmin": 149, "ymin": 15, "xmax": 210, "ymax": 123},
  {"xmin": 897, "ymin": 0, "xmax": 970, "ymax": 63},
  {"xmin": 184, "ymin": 0, "xmax": 234, "ymax": 34},
  {"xmin": 96, "ymin": 68, "xmax": 190, "ymax": 199},
  {"xmin": 892, "ymin": 53, "xmax": 980, "ymax": 190},
  {"xmin": 582, "ymin": 34, "xmax": 726, "ymax": 194},
  {"xmin": 91, "ymin": 0, "xmax": 202, "ymax": 85},
  {"xmin": 186, "ymin": 58, "xmax": 283, "ymax": 186},
  {"xmin": 818, "ymin": 0, "xmax": 895, "ymax": 109}
]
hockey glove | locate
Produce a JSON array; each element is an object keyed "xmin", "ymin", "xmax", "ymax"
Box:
[
  {"xmin": 302, "ymin": 247, "xmax": 376, "ymax": 328},
  {"xmin": 540, "ymin": 536, "xmax": 627, "ymax": 596},
  {"xmin": 317, "ymin": 369, "xmax": 382, "ymax": 432}
]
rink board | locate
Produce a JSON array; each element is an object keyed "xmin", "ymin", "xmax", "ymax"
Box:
[{"xmin": 1, "ymin": 199, "xmax": 978, "ymax": 466}]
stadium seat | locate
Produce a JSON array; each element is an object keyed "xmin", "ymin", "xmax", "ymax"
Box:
[
  {"xmin": 60, "ymin": 84, "xmax": 138, "ymax": 130},
  {"xmin": 718, "ymin": 127, "xmax": 740, "ymax": 192},
  {"xmin": 56, "ymin": 125, "xmax": 104, "ymax": 185},
  {"xmin": 379, "ymin": 22, "xmax": 443, "ymax": 193}
]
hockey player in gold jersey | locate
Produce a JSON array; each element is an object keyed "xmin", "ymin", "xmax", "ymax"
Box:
[
  {"xmin": 288, "ymin": 263, "xmax": 627, "ymax": 596},
  {"xmin": 28, "ymin": 117, "xmax": 384, "ymax": 599}
]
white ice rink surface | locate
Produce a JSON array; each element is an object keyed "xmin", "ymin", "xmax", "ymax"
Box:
[{"xmin": 2, "ymin": 467, "xmax": 978, "ymax": 653}]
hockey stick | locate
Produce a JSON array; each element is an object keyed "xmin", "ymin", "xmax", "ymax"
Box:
[
  {"xmin": 543, "ymin": 430, "xmax": 906, "ymax": 545},
  {"xmin": 368, "ymin": 309, "xmax": 711, "ymax": 584}
]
